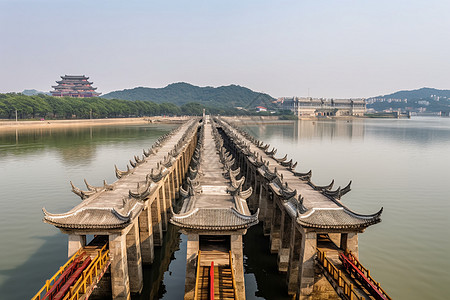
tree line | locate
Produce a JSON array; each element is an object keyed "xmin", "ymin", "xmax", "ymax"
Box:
[{"xmin": 0, "ymin": 94, "xmax": 255, "ymax": 120}]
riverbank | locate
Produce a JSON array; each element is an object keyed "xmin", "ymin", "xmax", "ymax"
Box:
[{"xmin": 0, "ymin": 116, "xmax": 189, "ymax": 131}]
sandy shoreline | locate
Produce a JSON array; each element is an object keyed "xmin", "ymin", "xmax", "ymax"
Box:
[{"xmin": 0, "ymin": 116, "xmax": 189, "ymax": 131}]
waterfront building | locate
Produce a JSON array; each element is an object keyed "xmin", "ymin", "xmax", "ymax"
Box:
[
  {"xmin": 50, "ymin": 75, "xmax": 101, "ymax": 97},
  {"xmin": 281, "ymin": 97, "xmax": 366, "ymax": 117}
]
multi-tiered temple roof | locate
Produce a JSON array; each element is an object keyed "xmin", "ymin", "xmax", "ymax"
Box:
[{"xmin": 51, "ymin": 75, "xmax": 101, "ymax": 97}]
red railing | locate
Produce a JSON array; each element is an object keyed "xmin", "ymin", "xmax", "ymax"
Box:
[
  {"xmin": 317, "ymin": 249, "xmax": 363, "ymax": 300},
  {"xmin": 209, "ymin": 261, "xmax": 214, "ymax": 300},
  {"xmin": 339, "ymin": 252, "xmax": 391, "ymax": 300}
]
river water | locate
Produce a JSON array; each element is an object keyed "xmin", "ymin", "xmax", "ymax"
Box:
[{"xmin": 0, "ymin": 117, "xmax": 449, "ymax": 299}]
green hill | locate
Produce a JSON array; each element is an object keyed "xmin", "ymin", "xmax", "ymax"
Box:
[
  {"xmin": 102, "ymin": 82, "xmax": 276, "ymax": 109},
  {"xmin": 370, "ymin": 87, "xmax": 450, "ymax": 100},
  {"xmin": 367, "ymin": 87, "xmax": 450, "ymax": 113}
]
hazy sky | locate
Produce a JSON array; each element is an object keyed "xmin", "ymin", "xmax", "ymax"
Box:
[{"xmin": 1, "ymin": 0, "xmax": 449, "ymax": 98}]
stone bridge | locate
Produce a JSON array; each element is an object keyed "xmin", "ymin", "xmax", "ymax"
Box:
[{"xmin": 40, "ymin": 116, "xmax": 388, "ymax": 300}]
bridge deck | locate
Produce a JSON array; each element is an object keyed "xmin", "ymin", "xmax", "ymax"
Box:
[
  {"xmin": 231, "ymin": 127, "xmax": 339, "ymax": 211},
  {"xmin": 181, "ymin": 117, "xmax": 234, "ymax": 213}
]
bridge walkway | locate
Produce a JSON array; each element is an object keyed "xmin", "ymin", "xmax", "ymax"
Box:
[
  {"xmin": 317, "ymin": 234, "xmax": 390, "ymax": 300},
  {"xmin": 195, "ymin": 250, "xmax": 237, "ymax": 300},
  {"xmin": 32, "ymin": 236, "xmax": 110, "ymax": 300}
]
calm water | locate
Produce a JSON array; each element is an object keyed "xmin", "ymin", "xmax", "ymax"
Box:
[{"xmin": 0, "ymin": 117, "xmax": 449, "ymax": 299}]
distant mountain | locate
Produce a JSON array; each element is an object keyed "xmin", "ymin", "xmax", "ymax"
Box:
[
  {"xmin": 369, "ymin": 87, "xmax": 450, "ymax": 100},
  {"xmin": 102, "ymin": 82, "xmax": 276, "ymax": 109},
  {"xmin": 367, "ymin": 87, "xmax": 450, "ymax": 113},
  {"xmin": 22, "ymin": 89, "xmax": 51, "ymax": 96}
]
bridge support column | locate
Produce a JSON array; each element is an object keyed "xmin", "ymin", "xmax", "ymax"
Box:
[
  {"xmin": 278, "ymin": 212, "xmax": 292, "ymax": 272},
  {"xmin": 138, "ymin": 207, "xmax": 154, "ymax": 264},
  {"xmin": 68, "ymin": 234, "xmax": 86, "ymax": 257},
  {"xmin": 184, "ymin": 234, "xmax": 199, "ymax": 300},
  {"xmin": 151, "ymin": 196, "xmax": 163, "ymax": 246},
  {"xmin": 287, "ymin": 226, "xmax": 302, "ymax": 295},
  {"xmin": 170, "ymin": 171, "xmax": 176, "ymax": 200},
  {"xmin": 164, "ymin": 179, "xmax": 172, "ymax": 217},
  {"xmin": 341, "ymin": 232, "xmax": 358, "ymax": 259},
  {"xmin": 297, "ymin": 232, "xmax": 317, "ymax": 300},
  {"xmin": 126, "ymin": 223, "xmax": 143, "ymax": 294},
  {"xmin": 258, "ymin": 182, "xmax": 267, "ymax": 227},
  {"xmin": 109, "ymin": 233, "xmax": 130, "ymax": 300},
  {"xmin": 270, "ymin": 203, "xmax": 282, "ymax": 253},
  {"xmin": 231, "ymin": 234, "xmax": 246, "ymax": 300},
  {"xmin": 174, "ymin": 161, "xmax": 180, "ymax": 197},
  {"xmin": 263, "ymin": 189, "xmax": 273, "ymax": 236},
  {"xmin": 159, "ymin": 187, "xmax": 167, "ymax": 231}
]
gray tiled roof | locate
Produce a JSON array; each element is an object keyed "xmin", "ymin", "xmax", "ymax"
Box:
[
  {"xmin": 43, "ymin": 200, "xmax": 144, "ymax": 229},
  {"xmin": 170, "ymin": 207, "xmax": 258, "ymax": 230},
  {"xmin": 296, "ymin": 207, "xmax": 382, "ymax": 229}
]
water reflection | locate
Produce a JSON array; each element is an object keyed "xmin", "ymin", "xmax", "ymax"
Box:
[
  {"xmin": 243, "ymin": 119, "xmax": 365, "ymax": 142},
  {"xmin": 0, "ymin": 125, "xmax": 175, "ymax": 164},
  {"xmin": 240, "ymin": 117, "xmax": 450, "ymax": 147},
  {"xmin": 243, "ymin": 224, "xmax": 291, "ymax": 300},
  {"xmin": 134, "ymin": 224, "xmax": 186, "ymax": 300}
]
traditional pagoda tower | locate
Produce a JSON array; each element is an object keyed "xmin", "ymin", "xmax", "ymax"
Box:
[{"xmin": 51, "ymin": 75, "xmax": 101, "ymax": 97}]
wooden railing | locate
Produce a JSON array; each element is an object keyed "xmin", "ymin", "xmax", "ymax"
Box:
[
  {"xmin": 194, "ymin": 250, "xmax": 202, "ymax": 300},
  {"xmin": 31, "ymin": 249, "xmax": 83, "ymax": 300},
  {"xmin": 64, "ymin": 243, "xmax": 110, "ymax": 300},
  {"xmin": 317, "ymin": 249, "xmax": 364, "ymax": 300},
  {"xmin": 228, "ymin": 251, "xmax": 239, "ymax": 300}
]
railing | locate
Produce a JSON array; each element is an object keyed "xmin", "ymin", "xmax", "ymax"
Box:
[
  {"xmin": 64, "ymin": 243, "xmax": 110, "ymax": 300},
  {"xmin": 31, "ymin": 249, "xmax": 83, "ymax": 300},
  {"xmin": 340, "ymin": 251, "xmax": 391, "ymax": 300},
  {"xmin": 317, "ymin": 249, "xmax": 364, "ymax": 300},
  {"xmin": 229, "ymin": 251, "xmax": 239, "ymax": 300},
  {"xmin": 209, "ymin": 261, "xmax": 214, "ymax": 300},
  {"xmin": 194, "ymin": 250, "xmax": 201, "ymax": 300}
]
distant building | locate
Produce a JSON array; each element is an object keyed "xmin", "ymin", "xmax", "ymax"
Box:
[
  {"xmin": 256, "ymin": 106, "xmax": 267, "ymax": 112},
  {"xmin": 51, "ymin": 75, "xmax": 101, "ymax": 97},
  {"xmin": 281, "ymin": 97, "xmax": 365, "ymax": 117}
]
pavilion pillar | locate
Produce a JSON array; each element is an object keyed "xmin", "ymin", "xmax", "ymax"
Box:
[
  {"xmin": 270, "ymin": 203, "xmax": 282, "ymax": 253},
  {"xmin": 341, "ymin": 232, "xmax": 359, "ymax": 259},
  {"xmin": 184, "ymin": 234, "xmax": 199, "ymax": 300},
  {"xmin": 231, "ymin": 234, "xmax": 246, "ymax": 300},
  {"xmin": 68, "ymin": 234, "xmax": 86, "ymax": 257},
  {"xmin": 287, "ymin": 225, "xmax": 302, "ymax": 295},
  {"xmin": 126, "ymin": 223, "xmax": 143, "ymax": 294},
  {"xmin": 151, "ymin": 196, "xmax": 163, "ymax": 246},
  {"xmin": 278, "ymin": 212, "xmax": 292, "ymax": 272},
  {"xmin": 159, "ymin": 186, "xmax": 167, "ymax": 231},
  {"xmin": 297, "ymin": 232, "xmax": 317, "ymax": 300},
  {"xmin": 138, "ymin": 207, "xmax": 154, "ymax": 264},
  {"xmin": 109, "ymin": 233, "xmax": 130, "ymax": 300}
]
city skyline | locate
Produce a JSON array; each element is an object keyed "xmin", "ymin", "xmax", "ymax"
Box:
[{"xmin": 1, "ymin": 0, "xmax": 449, "ymax": 98}]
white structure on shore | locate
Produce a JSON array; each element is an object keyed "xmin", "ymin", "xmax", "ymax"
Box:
[{"xmin": 281, "ymin": 97, "xmax": 366, "ymax": 117}]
